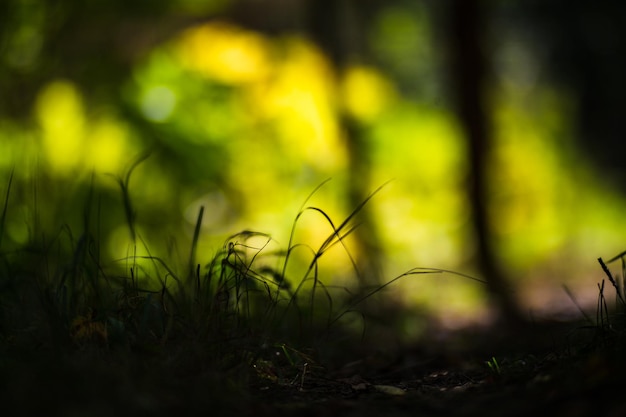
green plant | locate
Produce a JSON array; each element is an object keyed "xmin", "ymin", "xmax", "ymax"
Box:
[
  {"xmin": 596, "ymin": 254, "xmax": 626, "ymax": 344},
  {"xmin": 0, "ymin": 164, "xmax": 493, "ymax": 395},
  {"xmin": 486, "ymin": 356, "xmax": 501, "ymax": 375}
]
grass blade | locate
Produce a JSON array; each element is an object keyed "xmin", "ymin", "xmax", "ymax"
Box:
[{"xmin": 0, "ymin": 167, "xmax": 14, "ymax": 249}]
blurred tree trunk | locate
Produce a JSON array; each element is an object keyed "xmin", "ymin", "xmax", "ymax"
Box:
[
  {"xmin": 307, "ymin": 0, "xmax": 384, "ymax": 290},
  {"xmin": 448, "ymin": 0, "xmax": 524, "ymax": 324}
]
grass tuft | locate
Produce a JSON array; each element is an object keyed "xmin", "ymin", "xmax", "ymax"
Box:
[
  {"xmin": 593, "ymin": 255, "xmax": 626, "ymax": 346},
  {"xmin": 3, "ymin": 169, "xmax": 626, "ymax": 415}
]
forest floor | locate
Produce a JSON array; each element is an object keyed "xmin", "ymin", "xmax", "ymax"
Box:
[
  {"xmin": 2, "ymin": 315, "xmax": 625, "ymax": 417},
  {"xmin": 247, "ymin": 319, "xmax": 626, "ymax": 417}
]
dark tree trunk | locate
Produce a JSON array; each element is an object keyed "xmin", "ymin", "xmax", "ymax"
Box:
[{"xmin": 448, "ymin": 0, "xmax": 525, "ymax": 324}]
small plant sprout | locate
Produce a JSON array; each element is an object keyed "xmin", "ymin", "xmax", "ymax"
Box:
[{"xmin": 486, "ymin": 356, "xmax": 501, "ymax": 375}]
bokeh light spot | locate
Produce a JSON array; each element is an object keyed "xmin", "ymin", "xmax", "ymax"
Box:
[
  {"xmin": 342, "ymin": 65, "xmax": 396, "ymax": 121},
  {"xmin": 86, "ymin": 118, "xmax": 132, "ymax": 174},
  {"xmin": 141, "ymin": 86, "xmax": 177, "ymax": 122},
  {"xmin": 35, "ymin": 80, "xmax": 86, "ymax": 174},
  {"xmin": 176, "ymin": 22, "xmax": 272, "ymax": 84}
]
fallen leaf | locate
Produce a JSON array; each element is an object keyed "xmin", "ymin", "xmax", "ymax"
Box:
[{"xmin": 373, "ymin": 385, "xmax": 405, "ymax": 396}]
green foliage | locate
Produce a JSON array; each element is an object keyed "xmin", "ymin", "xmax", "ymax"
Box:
[
  {"xmin": 595, "ymin": 254, "xmax": 626, "ymax": 345},
  {"xmin": 4, "ymin": 0, "xmax": 626, "ymax": 332},
  {"xmin": 0, "ymin": 175, "xmax": 298, "ymax": 354},
  {"xmin": 0, "ymin": 169, "xmax": 487, "ymax": 389},
  {"xmin": 486, "ymin": 356, "xmax": 501, "ymax": 375}
]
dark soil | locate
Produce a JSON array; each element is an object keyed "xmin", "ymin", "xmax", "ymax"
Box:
[
  {"xmin": 2, "ymin": 318, "xmax": 625, "ymax": 417},
  {"xmin": 249, "ymin": 320, "xmax": 626, "ymax": 417}
]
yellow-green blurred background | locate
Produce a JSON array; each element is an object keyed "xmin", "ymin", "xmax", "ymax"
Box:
[{"xmin": 2, "ymin": 0, "xmax": 626, "ymax": 329}]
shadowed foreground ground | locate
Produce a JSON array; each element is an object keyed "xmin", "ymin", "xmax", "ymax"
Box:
[{"xmin": 2, "ymin": 317, "xmax": 625, "ymax": 417}]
